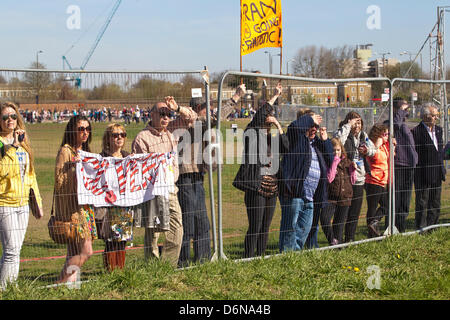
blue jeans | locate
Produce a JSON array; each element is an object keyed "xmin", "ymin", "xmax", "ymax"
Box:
[
  {"xmin": 279, "ymin": 197, "xmax": 314, "ymax": 252},
  {"xmin": 305, "ymin": 206, "xmax": 321, "ymax": 249}
]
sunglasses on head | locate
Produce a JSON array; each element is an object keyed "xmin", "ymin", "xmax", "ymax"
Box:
[
  {"xmin": 77, "ymin": 126, "xmax": 91, "ymax": 132},
  {"xmin": 2, "ymin": 114, "xmax": 17, "ymax": 121},
  {"xmin": 112, "ymin": 132, "xmax": 126, "ymax": 138}
]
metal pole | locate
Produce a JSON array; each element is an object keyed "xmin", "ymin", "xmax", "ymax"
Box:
[
  {"xmin": 203, "ymin": 67, "xmax": 218, "ymax": 261},
  {"xmin": 388, "ymin": 83, "xmax": 396, "ymax": 236},
  {"xmin": 441, "ymin": 8, "xmax": 449, "ymax": 143}
]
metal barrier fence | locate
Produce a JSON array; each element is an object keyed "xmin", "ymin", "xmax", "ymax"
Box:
[
  {"xmin": 0, "ymin": 68, "xmax": 449, "ymax": 289},
  {"xmin": 214, "ymin": 71, "xmax": 450, "ymax": 261},
  {"xmin": 0, "ymin": 68, "xmax": 219, "ymax": 287}
]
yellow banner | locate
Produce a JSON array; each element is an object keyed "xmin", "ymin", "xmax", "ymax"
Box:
[{"xmin": 241, "ymin": 0, "xmax": 282, "ymax": 56}]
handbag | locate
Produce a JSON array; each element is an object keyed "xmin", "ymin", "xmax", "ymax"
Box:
[
  {"xmin": 257, "ymin": 175, "xmax": 278, "ymax": 198},
  {"xmin": 29, "ymin": 188, "xmax": 42, "ymax": 219},
  {"xmin": 47, "ymin": 190, "xmax": 79, "ymax": 244}
]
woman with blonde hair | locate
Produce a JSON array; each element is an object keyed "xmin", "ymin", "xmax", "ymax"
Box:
[
  {"xmin": 95, "ymin": 123, "xmax": 132, "ymax": 271},
  {"xmin": 0, "ymin": 102, "xmax": 43, "ymax": 289}
]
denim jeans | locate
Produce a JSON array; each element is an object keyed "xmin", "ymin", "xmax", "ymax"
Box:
[
  {"xmin": 0, "ymin": 206, "xmax": 29, "ymax": 290},
  {"xmin": 305, "ymin": 206, "xmax": 321, "ymax": 249},
  {"xmin": 279, "ymin": 197, "xmax": 314, "ymax": 252}
]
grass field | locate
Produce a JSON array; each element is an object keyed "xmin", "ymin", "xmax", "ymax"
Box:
[
  {"xmin": 1, "ymin": 227, "xmax": 449, "ymax": 300},
  {"xmin": 1, "ymin": 119, "xmax": 449, "ymax": 297}
]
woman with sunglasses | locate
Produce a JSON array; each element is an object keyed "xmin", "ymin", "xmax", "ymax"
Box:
[
  {"xmin": 95, "ymin": 124, "xmax": 132, "ymax": 271},
  {"xmin": 53, "ymin": 115, "xmax": 97, "ymax": 284},
  {"xmin": 0, "ymin": 102, "xmax": 43, "ymax": 290},
  {"xmin": 364, "ymin": 123, "xmax": 392, "ymax": 238}
]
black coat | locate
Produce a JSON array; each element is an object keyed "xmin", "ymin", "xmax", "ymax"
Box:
[
  {"xmin": 411, "ymin": 122, "xmax": 446, "ymax": 187},
  {"xmin": 279, "ymin": 115, "xmax": 334, "ymax": 208},
  {"xmin": 232, "ymin": 103, "xmax": 289, "ymax": 193}
]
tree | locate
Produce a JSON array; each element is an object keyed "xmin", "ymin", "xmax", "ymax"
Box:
[
  {"xmin": 24, "ymin": 62, "xmax": 52, "ymax": 101},
  {"xmin": 292, "ymin": 45, "xmax": 356, "ymax": 79}
]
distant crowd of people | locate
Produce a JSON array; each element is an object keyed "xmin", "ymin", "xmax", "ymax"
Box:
[
  {"xmin": 18, "ymin": 105, "xmax": 154, "ymax": 125},
  {"xmin": 0, "ymin": 85, "xmax": 449, "ymax": 289}
]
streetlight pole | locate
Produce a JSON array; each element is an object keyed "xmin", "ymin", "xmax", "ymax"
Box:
[
  {"xmin": 380, "ymin": 52, "xmax": 391, "ymax": 77},
  {"xmin": 36, "ymin": 50, "xmax": 43, "ymax": 69},
  {"xmin": 35, "ymin": 50, "xmax": 43, "ymax": 104},
  {"xmin": 264, "ymin": 51, "xmax": 272, "ymax": 74},
  {"xmin": 286, "ymin": 58, "xmax": 296, "ymax": 104}
]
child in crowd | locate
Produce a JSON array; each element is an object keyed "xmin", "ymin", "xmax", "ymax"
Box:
[{"xmin": 320, "ymin": 138, "xmax": 356, "ymax": 245}]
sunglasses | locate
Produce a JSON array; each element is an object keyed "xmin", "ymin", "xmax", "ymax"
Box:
[
  {"xmin": 2, "ymin": 114, "xmax": 17, "ymax": 121},
  {"xmin": 383, "ymin": 132, "xmax": 389, "ymax": 137},
  {"xmin": 77, "ymin": 126, "xmax": 91, "ymax": 132},
  {"xmin": 159, "ymin": 111, "xmax": 172, "ymax": 118},
  {"xmin": 112, "ymin": 132, "xmax": 127, "ymax": 139}
]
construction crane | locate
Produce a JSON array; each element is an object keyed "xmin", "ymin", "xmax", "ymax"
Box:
[{"xmin": 62, "ymin": 0, "xmax": 122, "ymax": 87}]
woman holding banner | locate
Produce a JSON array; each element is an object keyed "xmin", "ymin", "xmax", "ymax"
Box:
[
  {"xmin": 95, "ymin": 123, "xmax": 132, "ymax": 272},
  {"xmin": 53, "ymin": 115, "xmax": 97, "ymax": 284}
]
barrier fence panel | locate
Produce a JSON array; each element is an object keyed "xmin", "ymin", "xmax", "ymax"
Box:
[
  {"xmin": 215, "ymin": 71, "xmax": 401, "ymax": 261},
  {"xmin": 0, "ymin": 68, "xmax": 216, "ymax": 287},
  {"xmin": 390, "ymin": 77, "xmax": 450, "ymax": 232},
  {"xmin": 0, "ymin": 67, "xmax": 449, "ymax": 289}
]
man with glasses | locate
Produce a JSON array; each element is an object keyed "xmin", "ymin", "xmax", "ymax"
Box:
[
  {"xmin": 132, "ymin": 97, "xmax": 197, "ymax": 267},
  {"xmin": 411, "ymin": 103, "xmax": 446, "ymax": 230}
]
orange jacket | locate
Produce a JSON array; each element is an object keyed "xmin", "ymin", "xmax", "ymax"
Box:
[{"xmin": 365, "ymin": 141, "xmax": 390, "ymax": 187}]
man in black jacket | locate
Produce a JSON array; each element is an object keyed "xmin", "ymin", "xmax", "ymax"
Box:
[
  {"xmin": 278, "ymin": 113, "xmax": 333, "ymax": 252},
  {"xmin": 411, "ymin": 103, "xmax": 446, "ymax": 230}
]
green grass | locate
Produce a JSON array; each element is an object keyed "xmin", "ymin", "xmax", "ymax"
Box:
[
  {"xmin": 1, "ymin": 228, "xmax": 449, "ymax": 300},
  {"xmin": 1, "ymin": 120, "xmax": 449, "ymax": 298}
]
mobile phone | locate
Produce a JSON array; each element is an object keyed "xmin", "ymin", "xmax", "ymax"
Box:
[{"xmin": 18, "ymin": 133, "xmax": 25, "ymax": 143}]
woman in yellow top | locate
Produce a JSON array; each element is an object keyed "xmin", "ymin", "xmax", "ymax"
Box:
[
  {"xmin": 0, "ymin": 102, "xmax": 43, "ymax": 290},
  {"xmin": 54, "ymin": 115, "xmax": 97, "ymax": 284}
]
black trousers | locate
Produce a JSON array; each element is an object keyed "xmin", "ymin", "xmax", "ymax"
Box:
[
  {"xmin": 177, "ymin": 173, "xmax": 211, "ymax": 267},
  {"xmin": 344, "ymin": 184, "xmax": 365, "ymax": 242},
  {"xmin": 414, "ymin": 182, "xmax": 442, "ymax": 230},
  {"xmin": 365, "ymin": 183, "xmax": 388, "ymax": 238},
  {"xmin": 243, "ymin": 190, "xmax": 277, "ymax": 258},
  {"xmin": 394, "ymin": 166, "xmax": 415, "ymax": 232},
  {"xmin": 320, "ymin": 203, "xmax": 349, "ymax": 244}
]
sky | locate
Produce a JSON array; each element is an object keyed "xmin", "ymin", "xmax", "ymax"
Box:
[{"xmin": 1, "ymin": 0, "xmax": 449, "ymax": 75}]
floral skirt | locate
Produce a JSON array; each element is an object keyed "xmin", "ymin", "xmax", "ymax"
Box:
[
  {"xmin": 95, "ymin": 207, "xmax": 134, "ymax": 242},
  {"xmin": 108, "ymin": 207, "xmax": 133, "ymax": 242},
  {"xmin": 76, "ymin": 205, "xmax": 98, "ymax": 240}
]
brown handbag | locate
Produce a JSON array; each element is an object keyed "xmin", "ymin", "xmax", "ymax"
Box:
[
  {"xmin": 257, "ymin": 175, "xmax": 278, "ymax": 198},
  {"xmin": 47, "ymin": 190, "xmax": 79, "ymax": 244}
]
